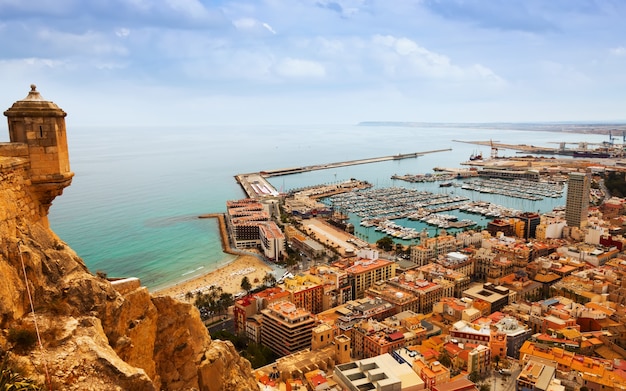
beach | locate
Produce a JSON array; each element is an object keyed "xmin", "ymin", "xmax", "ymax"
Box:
[{"xmin": 153, "ymin": 254, "xmax": 280, "ymax": 302}]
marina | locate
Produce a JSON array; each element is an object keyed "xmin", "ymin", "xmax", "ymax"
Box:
[
  {"xmin": 324, "ymin": 168, "xmax": 570, "ymax": 242},
  {"xmin": 457, "ymin": 177, "xmax": 564, "ymax": 200}
]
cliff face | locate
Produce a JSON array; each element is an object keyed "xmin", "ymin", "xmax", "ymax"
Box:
[{"xmin": 0, "ymin": 154, "xmax": 259, "ymax": 389}]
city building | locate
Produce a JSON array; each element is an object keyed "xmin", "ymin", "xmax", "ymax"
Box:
[
  {"xmin": 487, "ymin": 219, "xmax": 515, "ymax": 237},
  {"xmin": 259, "ymin": 222, "xmax": 286, "ymax": 260},
  {"xmin": 449, "ymin": 319, "xmax": 491, "ymax": 347},
  {"xmin": 467, "ymin": 344, "xmax": 491, "ymax": 375},
  {"xmin": 417, "ymin": 264, "xmax": 474, "ymax": 297},
  {"xmin": 518, "ymin": 212, "xmax": 541, "ymax": 239},
  {"xmin": 565, "ymin": 171, "xmax": 590, "ymax": 228},
  {"xmin": 280, "ymin": 273, "xmax": 325, "ymax": 314},
  {"xmin": 410, "ymin": 234, "xmax": 460, "ymax": 267},
  {"xmin": 260, "ymin": 301, "xmax": 316, "ymax": 356},
  {"xmin": 343, "ymin": 257, "xmax": 397, "ymax": 299},
  {"xmin": 388, "ymin": 271, "xmax": 455, "ymax": 314},
  {"xmin": 494, "ymin": 316, "xmax": 532, "ymax": 359},
  {"xmin": 285, "ymin": 228, "xmax": 326, "ymax": 259},
  {"xmin": 463, "ymin": 283, "xmax": 511, "ymax": 313},
  {"xmin": 434, "ymin": 252, "xmax": 475, "ymax": 280},
  {"xmin": 432, "ymin": 378, "xmax": 478, "ymax": 391},
  {"xmin": 412, "ymin": 358, "xmax": 450, "ymax": 390},
  {"xmin": 519, "ymin": 340, "xmax": 626, "ymax": 390},
  {"xmin": 366, "ymin": 281, "xmax": 421, "ymax": 314},
  {"xmin": 226, "ymin": 198, "xmax": 286, "ymax": 259},
  {"xmin": 516, "ymin": 359, "xmax": 556, "ymax": 391},
  {"xmin": 334, "ymin": 353, "xmax": 425, "ymax": 391},
  {"xmin": 432, "ymin": 297, "xmax": 481, "ymax": 323},
  {"xmin": 234, "ymin": 295, "xmax": 258, "ymax": 335}
]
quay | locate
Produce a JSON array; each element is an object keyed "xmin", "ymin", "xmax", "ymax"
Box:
[{"xmin": 236, "ymin": 148, "xmax": 452, "ymax": 199}]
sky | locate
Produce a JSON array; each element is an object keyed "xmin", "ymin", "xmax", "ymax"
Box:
[{"xmin": 0, "ymin": 0, "xmax": 625, "ymax": 126}]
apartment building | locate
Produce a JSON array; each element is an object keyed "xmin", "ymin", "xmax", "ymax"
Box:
[
  {"xmin": 261, "ymin": 301, "xmax": 316, "ymax": 356},
  {"xmin": 344, "ymin": 258, "xmax": 397, "ymax": 299}
]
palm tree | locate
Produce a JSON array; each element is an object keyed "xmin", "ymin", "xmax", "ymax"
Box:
[
  {"xmin": 240, "ymin": 276, "xmax": 252, "ymax": 294},
  {"xmin": 262, "ymin": 272, "xmax": 277, "ymax": 287}
]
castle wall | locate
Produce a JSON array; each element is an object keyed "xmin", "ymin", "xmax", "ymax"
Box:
[{"xmin": 0, "ymin": 155, "xmax": 42, "ymax": 227}]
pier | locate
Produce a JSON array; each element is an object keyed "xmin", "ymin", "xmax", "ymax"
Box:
[
  {"xmin": 236, "ymin": 148, "xmax": 452, "ymax": 199},
  {"xmin": 259, "ymin": 148, "xmax": 452, "ymax": 177}
]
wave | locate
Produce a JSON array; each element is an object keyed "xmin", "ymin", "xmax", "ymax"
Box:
[{"xmin": 181, "ymin": 266, "xmax": 205, "ymax": 276}]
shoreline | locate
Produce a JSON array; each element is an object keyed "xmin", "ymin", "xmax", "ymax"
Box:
[
  {"xmin": 152, "ymin": 213, "xmax": 286, "ymax": 302},
  {"xmin": 152, "ymin": 254, "xmax": 285, "ymax": 302}
]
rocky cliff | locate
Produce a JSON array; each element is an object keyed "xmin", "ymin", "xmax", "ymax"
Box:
[{"xmin": 1, "ymin": 137, "xmax": 259, "ymax": 390}]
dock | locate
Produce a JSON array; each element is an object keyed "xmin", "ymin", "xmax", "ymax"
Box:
[{"xmin": 236, "ymin": 148, "xmax": 452, "ymax": 198}]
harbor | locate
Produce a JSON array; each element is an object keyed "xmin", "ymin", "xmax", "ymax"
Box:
[
  {"xmin": 235, "ymin": 148, "xmax": 452, "ymax": 198},
  {"xmin": 234, "ymin": 146, "xmax": 572, "ymax": 244}
]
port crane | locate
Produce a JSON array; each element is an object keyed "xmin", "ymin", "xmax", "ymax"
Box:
[{"xmin": 490, "ymin": 139, "xmax": 498, "ymax": 159}]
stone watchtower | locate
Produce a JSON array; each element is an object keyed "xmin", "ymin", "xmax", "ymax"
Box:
[{"xmin": 3, "ymin": 85, "xmax": 73, "ymax": 226}]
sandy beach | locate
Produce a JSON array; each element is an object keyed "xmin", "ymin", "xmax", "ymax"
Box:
[{"xmin": 153, "ymin": 254, "xmax": 280, "ymax": 302}]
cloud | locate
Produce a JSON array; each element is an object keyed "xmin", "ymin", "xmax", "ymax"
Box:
[
  {"xmin": 0, "ymin": 0, "xmax": 229, "ymax": 30},
  {"xmin": 315, "ymin": 0, "xmax": 365, "ymax": 18},
  {"xmin": 422, "ymin": 0, "xmax": 557, "ymax": 32},
  {"xmin": 370, "ymin": 35, "xmax": 504, "ymax": 84},
  {"xmin": 232, "ymin": 17, "xmax": 276, "ymax": 35},
  {"xmin": 274, "ymin": 58, "xmax": 326, "ymax": 79},
  {"xmin": 610, "ymin": 46, "xmax": 626, "ymax": 56}
]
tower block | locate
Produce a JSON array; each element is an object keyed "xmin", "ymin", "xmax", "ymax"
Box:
[{"xmin": 4, "ymin": 85, "xmax": 74, "ymax": 225}]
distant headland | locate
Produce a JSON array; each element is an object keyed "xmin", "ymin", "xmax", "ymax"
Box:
[{"xmin": 357, "ymin": 121, "xmax": 626, "ymax": 135}]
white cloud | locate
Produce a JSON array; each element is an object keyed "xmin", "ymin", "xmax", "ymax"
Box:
[
  {"xmin": 274, "ymin": 58, "xmax": 326, "ymax": 79},
  {"xmin": 370, "ymin": 34, "xmax": 503, "ymax": 83},
  {"xmin": 36, "ymin": 28, "xmax": 128, "ymax": 57},
  {"xmin": 262, "ymin": 22, "xmax": 276, "ymax": 35},
  {"xmin": 115, "ymin": 28, "xmax": 131, "ymax": 38},
  {"xmin": 232, "ymin": 17, "xmax": 276, "ymax": 35},
  {"xmin": 610, "ymin": 46, "xmax": 626, "ymax": 56}
]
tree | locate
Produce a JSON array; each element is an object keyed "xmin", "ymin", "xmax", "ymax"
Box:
[
  {"xmin": 240, "ymin": 276, "xmax": 252, "ymax": 293},
  {"xmin": 437, "ymin": 352, "xmax": 452, "ymax": 368},
  {"xmin": 262, "ymin": 272, "xmax": 277, "ymax": 287},
  {"xmin": 467, "ymin": 371, "xmax": 481, "ymax": 384},
  {"xmin": 493, "ymin": 354, "xmax": 501, "ymax": 369},
  {"xmin": 218, "ymin": 292, "xmax": 234, "ymax": 314},
  {"xmin": 395, "ymin": 243, "xmax": 405, "ymax": 255},
  {"xmin": 376, "ymin": 236, "xmax": 394, "ymax": 251},
  {"xmin": 478, "ymin": 383, "xmax": 490, "ymax": 391}
]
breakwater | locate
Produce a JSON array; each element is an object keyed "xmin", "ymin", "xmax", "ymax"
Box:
[
  {"xmin": 259, "ymin": 148, "xmax": 453, "ymax": 177},
  {"xmin": 236, "ymin": 148, "xmax": 452, "ymax": 198}
]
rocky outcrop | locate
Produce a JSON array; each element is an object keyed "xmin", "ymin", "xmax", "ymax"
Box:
[{"xmin": 1, "ymin": 141, "xmax": 259, "ymax": 389}]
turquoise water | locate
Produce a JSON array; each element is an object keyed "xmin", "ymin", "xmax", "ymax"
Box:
[{"xmin": 46, "ymin": 125, "xmax": 608, "ymax": 290}]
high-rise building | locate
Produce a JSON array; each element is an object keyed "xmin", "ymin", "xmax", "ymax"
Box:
[
  {"xmin": 260, "ymin": 301, "xmax": 316, "ymax": 356},
  {"xmin": 565, "ymin": 172, "xmax": 590, "ymax": 228},
  {"xmin": 518, "ymin": 212, "xmax": 541, "ymax": 239}
]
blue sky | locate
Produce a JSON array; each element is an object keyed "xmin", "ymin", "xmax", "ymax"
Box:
[{"xmin": 1, "ymin": 0, "xmax": 625, "ymax": 126}]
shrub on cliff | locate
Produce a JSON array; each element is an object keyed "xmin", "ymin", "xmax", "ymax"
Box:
[
  {"xmin": 7, "ymin": 328, "xmax": 37, "ymax": 354},
  {"xmin": 0, "ymin": 352, "xmax": 42, "ymax": 390}
]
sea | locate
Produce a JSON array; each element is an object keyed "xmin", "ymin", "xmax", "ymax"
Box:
[{"xmin": 41, "ymin": 124, "xmax": 609, "ymax": 291}]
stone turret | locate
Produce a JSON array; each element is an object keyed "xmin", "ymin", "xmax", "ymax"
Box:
[{"xmin": 3, "ymin": 84, "xmax": 74, "ymax": 226}]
